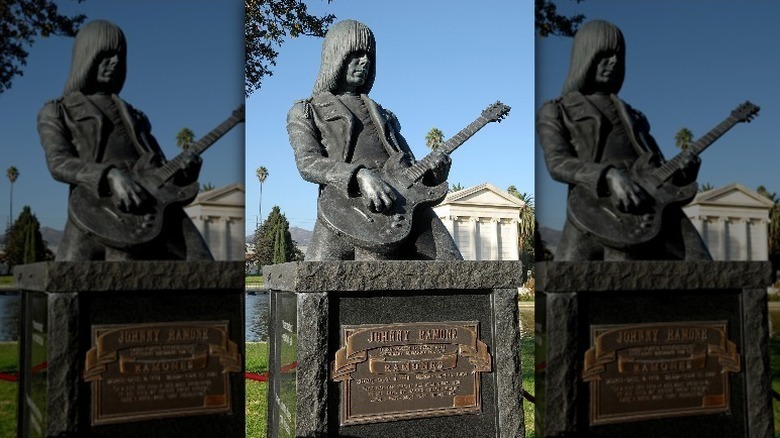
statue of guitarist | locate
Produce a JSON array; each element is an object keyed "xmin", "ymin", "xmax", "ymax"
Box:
[
  {"xmin": 38, "ymin": 20, "xmax": 212, "ymax": 261},
  {"xmin": 288, "ymin": 19, "xmax": 462, "ymax": 260},
  {"xmin": 537, "ymin": 20, "xmax": 712, "ymax": 261}
]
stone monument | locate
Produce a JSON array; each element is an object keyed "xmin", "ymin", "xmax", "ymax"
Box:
[
  {"xmin": 16, "ymin": 20, "xmax": 245, "ymax": 437},
  {"xmin": 535, "ymin": 20, "xmax": 772, "ymax": 437},
  {"xmin": 265, "ymin": 19, "xmax": 522, "ymax": 437}
]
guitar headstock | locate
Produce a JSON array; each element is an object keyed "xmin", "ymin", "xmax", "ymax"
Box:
[
  {"xmin": 233, "ymin": 104, "xmax": 246, "ymax": 122},
  {"xmin": 482, "ymin": 101, "xmax": 511, "ymax": 123},
  {"xmin": 732, "ymin": 101, "xmax": 759, "ymax": 123}
]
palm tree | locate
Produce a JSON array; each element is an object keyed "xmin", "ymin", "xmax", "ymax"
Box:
[
  {"xmin": 698, "ymin": 182, "xmax": 714, "ymax": 192},
  {"xmin": 176, "ymin": 127, "xmax": 195, "ymax": 150},
  {"xmin": 507, "ymin": 185, "xmax": 535, "ymax": 256},
  {"xmin": 256, "ymin": 166, "xmax": 269, "ymax": 228},
  {"xmin": 757, "ymin": 185, "xmax": 780, "ymax": 264},
  {"xmin": 7, "ymin": 166, "xmax": 19, "ymax": 225},
  {"xmin": 674, "ymin": 127, "xmax": 694, "ymax": 151},
  {"xmin": 425, "ymin": 127, "xmax": 444, "ymax": 150}
]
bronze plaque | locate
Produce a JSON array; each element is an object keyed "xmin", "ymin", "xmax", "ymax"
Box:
[
  {"xmin": 84, "ymin": 321, "xmax": 241, "ymax": 425},
  {"xmin": 332, "ymin": 321, "xmax": 492, "ymax": 425},
  {"xmin": 583, "ymin": 321, "xmax": 740, "ymax": 425}
]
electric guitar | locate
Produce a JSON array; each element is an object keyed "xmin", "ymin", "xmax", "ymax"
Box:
[
  {"xmin": 69, "ymin": 105, "xmax": 245, "ymax": 249},
  {"xmin": 318, "ymin": 101, "xmax": 511, "ymax": 252},
  {"xmin": 567, "ymin": 101, "xmax": 759, "ymax": 249}
]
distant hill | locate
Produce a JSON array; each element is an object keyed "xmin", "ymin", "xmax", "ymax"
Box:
[
  {"xmin": 539, "ymin": 226, "xmax": 562, "ymax": 253},
  {"xmin": 41, "ymin": 227, "xmax": 63, "ymax": 247}
]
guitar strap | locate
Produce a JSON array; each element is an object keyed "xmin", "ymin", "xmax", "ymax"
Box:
[
  {"xmin": 361, "ymin": 94, "xmax": 401, "ymax": 155},
  {"xmin": 609, "ymin": 94, "xmax": 649, "ymax": 156},
  {"xmin": 111, "ymin": 94, "xmax": 152, "ymax": 157}
]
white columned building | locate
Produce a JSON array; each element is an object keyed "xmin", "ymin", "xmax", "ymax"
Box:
[
  {"xmin": 183, "ymin": 183, "xmax": 245, "ymax": 261},
  {"xmin": 682, "ymin": 183, "xmax": 774, "ymax": 261},
  {"xmin": 432, "ymin": 183, "xmax": 526, "ymax": 261}
]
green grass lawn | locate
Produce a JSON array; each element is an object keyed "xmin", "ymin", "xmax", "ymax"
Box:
[
  {"xmin": 770, "ymin": 338, "xmax": 780, "ymax": 437},
  {"xmin": 246, "ymin": 275, "xmax": 264, "ymax": 286},
  {"xmin": 0, "ymin": 276, "xmax": 13, "ymax": 287},
  {"xmin": 246, "ymin": 341, "xmax": 269, "ymax": 438},
  {"xmin": 0, "ymin": 342, "xmax": 18, "ymax": 438},
  {"xmin": 522, "ymin": 336, "xmax": 535, "ymax": 438}
]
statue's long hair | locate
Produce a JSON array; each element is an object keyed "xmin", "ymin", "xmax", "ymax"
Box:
[
  {"xmin": 312, "ymin": 19, "xmax": 376, "ymax": 96},
  {"xmin": 562, "ymin": 20, "xmax": 625, "ymax": 95},
  {"xmin": 63, "ymin": 20, "xmax": 127, "ymax": 95}
]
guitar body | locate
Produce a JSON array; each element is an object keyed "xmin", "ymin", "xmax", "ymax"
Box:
[
  {"xmin": 567, "ymin": 154, "xmax": 698, "ymax": 249},
  {"xmin": 565, "ymin": 101, "xmax": 759, "ymax": 250},
  {"xmin": 318, "ymin": 153, "xmax": 449, "ymax": 252},
  {"xmin": 69, "ymin": 156, "xmax": 200, "ymax": 250},
  {"xmin": 67, "ymin": 105, "xmax": 244, "ymax": 249},
  {"xmin": 314, "ymin": 101, "xmax": 511, "ymax": 252}
]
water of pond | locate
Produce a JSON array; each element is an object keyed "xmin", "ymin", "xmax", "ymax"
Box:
[
  {"xmin": 245, "ymin": 293, "xmax": 269, "ymax": 342},
  {"xmin": 0, "ymin": 293, "xmax": 19, "ymax": 341}
]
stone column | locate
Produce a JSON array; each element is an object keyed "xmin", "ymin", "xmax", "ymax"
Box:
[
  {"xmin": 469, "ymin": 217, "xmax": 478, "ymax": 260},
  {"xmin": 491, "ymin": 218, "xmax": 500, "ymax": 260}
]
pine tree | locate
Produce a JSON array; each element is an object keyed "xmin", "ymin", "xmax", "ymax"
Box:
[
  {"xmin": 252, "ymin": 205, "xmax": 302, "ymax": 267},
  {"xmin": 2, "ymin": 206, "xmax": 52, "ymax": 268}
]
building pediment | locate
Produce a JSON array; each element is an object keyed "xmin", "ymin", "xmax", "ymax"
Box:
[
  {"xmin": 689, "ymin": 183, "xmax": 775, "ymax": 208},
  {"xmin": 191, "ymin": 183, "xmax": 245, "ymax": 207},
  {"xmin": 443, "ymin": 183, "xmax": 525, "ymax": 208}
]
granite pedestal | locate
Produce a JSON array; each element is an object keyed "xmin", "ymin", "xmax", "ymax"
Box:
[
  {"xmin": 536, "ymin": 261, "xmax": 774, "ymax": 438},
  {"xmin": 263, "ymin": 261, "xmax": 524, "ymax": 438},
  {"xmin": 14, "ymin": 261, "xmax": 245, "ymax": 438}
]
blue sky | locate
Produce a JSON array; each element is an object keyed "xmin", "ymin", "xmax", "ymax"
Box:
[
  {"xmin": 536, "ymin": 0, "xmax": 780, "ymax": 230},
  {"xmin": 245, "ymin": 0, "xmax": 535, "ymax": 235},
  {"xmin": 0, "ymin": 1, "xmax": 244, "ymax": 231}
]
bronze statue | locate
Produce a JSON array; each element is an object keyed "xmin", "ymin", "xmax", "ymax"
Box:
[
  {"xmin": 537, "ymin": 20, "xmax": 715, "ymax": 261},
  {"xmin": 38, "ymin": 20, "xmax": 216, "ymax": 261},
  {"xmin": 288, "ymin": 19, "xmax": 468, "ymax": 261}
]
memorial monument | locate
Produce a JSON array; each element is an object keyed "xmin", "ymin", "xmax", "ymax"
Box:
[
  {"xmin": 16, "ymin": 20, "xmax": 245, "ymax": 437},
  {"xmin": 264, "ymin": 19, "xmax": 523, "ymax": 437},
  {"xmin": 535, "ymin": 20, "xmax": 772, "ymax": 437}
]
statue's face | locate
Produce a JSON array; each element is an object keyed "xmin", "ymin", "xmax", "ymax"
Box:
[
  {"xmin": 95, "ymin": 50, "xmax": 121, "ymax": 90},
  {"xmin": 593, "ymin": 50, "xmax": 620, "ymax": 90},
  {"xmin": 341, "ymin": 50, "xmax": 370, "ymax": 92}
]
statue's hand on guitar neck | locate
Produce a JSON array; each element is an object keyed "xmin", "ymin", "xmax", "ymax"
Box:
[
  {"xmin": 106, "ymin": 168, "xmax": 150, "ymax": 213},
  {"xmin": 672, "ymin": 150, "xmax": 701, "ymax": 185},
  {"xmin": 423, "ymin": 150, "xmax": 452, "ymax": 186},
  {"xmin": 173, "ymin": 149, "xmax": 203, "ymax": 185},
  {"xmin": 605, "ymin": 168, "xmax": 648, "ymax": 213},
  {"xmin": 356, "ymin": 168, "xmax": 396, "ymax": 213}
]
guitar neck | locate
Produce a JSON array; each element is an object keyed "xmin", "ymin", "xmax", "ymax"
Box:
[
  {"xmin": 403, "ymin": 115, "xmax": 492, "ymax": 182},
  {"xmin": 154, "ymin": 110, "xmax": 244, "ymax": 184},
  {"xmin": 653, "ymin": 115, "xmax": 739, "ymax": 183}
]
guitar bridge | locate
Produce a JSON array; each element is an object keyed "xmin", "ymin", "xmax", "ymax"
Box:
[{"xmin": 352, "ymin": 206, "xmax": 374, "ymax": 223}]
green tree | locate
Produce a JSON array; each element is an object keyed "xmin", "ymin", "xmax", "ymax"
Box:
[
  {"xmin": 1, "ymin": 0, "xmax": 87, "ymax": 93},
  {"xmin": 7, "ymin": 166, "xmax": 19, "ymax": 225},
  {"xmin": 449, "ymin": 182, "xmax": 464, "ymax": 192},
  {"xmin": 2, "ymin": 206, "xmax": 53, "ymax": 269},
  {"xmin": 757, "ymin": 185, "xmax": 780, "ymax": 271},
  {"xmin": 425, "ymin": 127, "xmax": 444, "ymax": 150},
  {"xmin": 256, "ymin": 166, "xmax": 269, "ymax": 228},
  {"xmin": 245, "ymin": 0, "xmax": 336, "ymax": 95},
  {"xmin": 698, "ymin": 182, "xmax": 714, "ymax": 192},
  {"xmin": 199, "ymin": 182, "xmax": 216, "ymax": 192},
  {"xmin": 175, "ymin": 127, "xmax": 195, "ymax": 150},
  {"xmin": 674, "ymin": 127, "xmax": 694, "ymax": 151},
  {"xmin": 272, "ymin": 222, "xmax": 288, "ymax": 264},
  {"xmin": 507, "ymin": 185, "xmax": 536, "ymax": 271},
  {"xmin": 252, "ymin": 205, "xmax": 302, "ymax": 267},
  {"xmin": 535, "ymin": 0, "xmax": 586, "ymax": 38}
]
